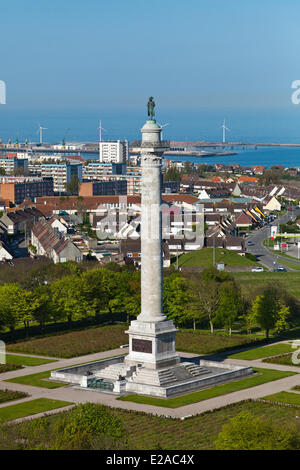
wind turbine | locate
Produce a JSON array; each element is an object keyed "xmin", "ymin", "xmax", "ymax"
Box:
[
  {"xmin": 158, "ymin": 122, "xmax": 169, "ymax": 140},
  {"xmin": 37, "ymin": 124, "xmax": 47, "ymax": 144},
  {"xmin": 219, "ymin": 119, "xmax": 230, "ymax": 144},
  {"xmin": 98, "ymin": 120, "xmax": 107, "ymax": 159}
]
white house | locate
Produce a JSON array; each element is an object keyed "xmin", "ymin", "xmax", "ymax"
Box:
[
  {"xmin": 263, "ymin": 196, "xmax": 281, "ymax": 212},
  {"xmin": 0, "ymin": 242, "xmax": 12, "ymax": 261},
  {"xmin": 50, "ymin": 217, "xmax": 68, "ymax": 235}
]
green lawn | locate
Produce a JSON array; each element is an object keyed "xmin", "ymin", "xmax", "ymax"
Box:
[
  {"xmin": 176, "ymin": 248, "xmax": 258, "ymax": 268},
  {"xmin": 0, "ymin": 389, "xmax": 28, "ymax": 404},
  {"xmin": 5, "ymin": 354, "xmax": 56, "ymax": 366},
  {"xmin": 1, "ymin": 400, "xmax": 299, "ymax": 450},
  {"xmin": 0, "ymin": 398, "xmax": 72, "ymax": 423},
  {"xmin": 280, "ymin": 260, "xmax": 300, "ymax": 271},
  {"xmin": 0, "ymin": 363, "xmax": 22, "ymax": 374},
  {"xmin": 4, "ymin": 355, "xmax": 120, "ymax": 389},
  {"xmin": 176, "ymin": 329, "xmax": 263, "ymax": 355},
  {"xmin": 269, "ymin": 249, "xmax": 297, "ymax": 260},
  {"xmin": 5, "ymin": 370, "xmax": 68, "ymax": 389},
  {"xmin": 7, "ymin": 324, "xmax": 128, "ymax": 358},
  {"xmin": 228, "ymin": 343, "xmax": 293, "ymax": 360},
  {"xmin": 233, "ymin": 271, "xmax": 300, "ymax": 299},
  {"xmin": 263, "ymin": 391, "xmax": 300, "ymax": 405},
  {"xmin": 263, "ymin": 352, "xmax": 299, "ymax": 367},
  {"xmin": 118, "ymin": 368, "xmax": 296, "ymax": 408}
]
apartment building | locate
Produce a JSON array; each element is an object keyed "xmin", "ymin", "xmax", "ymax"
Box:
[
  {"xmin": 79, "ymin": 180, "xmax": 127, "ymax": 197},
  {"xmin": 0, "ymin": 158, "xmax": 29, "ymax": 175},
  {"xmin": 99, "ymin": 140, "xmax": 129, "ymax": 163},
  {"xmin": 0, "ymin": 177, "xmax": 54, "ymax": 204},
  {"xmin": 40, "ymin": 162, "xmax": 82, "ymax": 192}
]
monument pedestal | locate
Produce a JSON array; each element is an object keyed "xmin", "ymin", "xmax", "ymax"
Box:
[{"xmin": 124, "ymin": 319, "xmax": 180, "ymax": 370}]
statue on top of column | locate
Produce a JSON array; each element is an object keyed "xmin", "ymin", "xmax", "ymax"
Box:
[{"xmin": 147, "ymin": 97, "xmax": 155, "ymax": 120}]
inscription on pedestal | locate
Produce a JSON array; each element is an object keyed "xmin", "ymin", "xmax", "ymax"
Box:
[{"xmin": 132, "ymin": 339, "xmax": 152, "ymax": 354}]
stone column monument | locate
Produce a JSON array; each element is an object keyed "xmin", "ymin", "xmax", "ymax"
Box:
[{"xmin": 125, "ymin": 99, "xmax": 180, "ymax": 370}]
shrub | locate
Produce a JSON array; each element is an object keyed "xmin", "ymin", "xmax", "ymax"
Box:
[
  {"xmin": 214, "ymin": 411, "xmax": 300, "ymax": 450},
  {"xmin": 57, "ymin": 403, "xmax": 124, "ymax": 449}
]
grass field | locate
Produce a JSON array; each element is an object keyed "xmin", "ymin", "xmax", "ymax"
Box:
[
  {"xmin": 118, "ymin": 368, "xmax": 296, "ymax": 408},
  {"xmin": 228, "ymin": 343, "xmax": 293, "ymax": 360},
  {"xmin": 0, "ymin": 389, "xmax": 28, "ymax": 404},
  {"xmin": 4, "ymin": 355, "xmax": 120, "ymax": 388},
  {"xmin": 6, "ymin": 324, "xmax": 263, "ymax": 358},
  {"xmin": 233, "ymin": 271, "xmax": 300, "ymax": 299},
  {"xmin": 5, "ymin": 354, "xmax": 57, "ymax": 366},
  {"xmin": 0, "ymin": 398, "xmax": 72, "ymax": 423},
  {"xmin": 0, "ymin": 363, "xmax": 22, "ymax": 374},
  {"xmin": 263, "ymin": 391, "xmax": 300, "ymax": 405},
  {"xmin": 263, "ymin": 352, "xmax": 299, "ymax": 367},
  {"xmin": 280, "ymin": 260, "xmax": 300, "ymax": 271},
  {"xmin": 5, "ymin": 370, "xmax": 69, "ymax": 389},
  {"xmin": 1, "ymin": 400, "xmax": 299, "ymax": 450},
  {"xmin": 176, "ymin": 248, "xmax": 258, "ymax": 268},
  {"xmin": 176, "ymin": 329, "xmax": 262, "ymax": 355},
  {"xmin": 7, "ymin": 324, "xmax": 128, "ymax": 358}
]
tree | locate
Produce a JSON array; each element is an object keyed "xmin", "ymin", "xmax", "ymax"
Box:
[
  {"xmin": 251, "ymin": 286, "xmax": 289, "ymax": 338},
  {"xmin": 215, "ymin": 411, "xmax": 300, "ymax": 450},
  {"xmin": 215, "ymin": 281, "xmax": 243, "ymax": 335},
  {"xmin": 183, "ymin": 161, "xmax": 193, "ymax": 174},
  {"xmin": 251, "ymin": 288, "xmax": 278, "ymax": 339},
  {"xmin": 274, "ymin": 301, "xmax": 290, "ymax": 333},
  {"xmin": 51, "ymin": 275, "xmax": 91, "ymax": 326},
  {"xmin": 32, "ymin": 286, "xmax": 54, "ymax": 328},
  {"xmin": 0, "ymin": 284, "xmax": 27, "ymax": 333},
  {"xmin": 164, "ymin": 167, "xmax": 181, "ymax": 182},
  {"xmin": 109, "ymin": 270, "xmax": 141, "ymax": 322},
  {"xmin": 65, "ymin": 175, "xmax": 80, "ymax": 195},
  {"xmin": 163, "ymin": 274, "xmax": 191, "ymax": 326},
  {"xmin": 14, "ymin": 289, "xmax": 41, "ymax": 337}
]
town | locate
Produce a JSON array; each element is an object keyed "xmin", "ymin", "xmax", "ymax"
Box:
[
  {"xmin": 2, "ymin": 0, "xmax": 300, "ymax": 458},
  {"xmin": 0, "ymin": 142, "xmax": 300, "ymax": 272}
]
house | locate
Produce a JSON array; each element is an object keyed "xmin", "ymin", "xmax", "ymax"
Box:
[
  {"xmin": 120, "ymin": 238, "xmax": 170, "ymax": 268},
  {"xmin": 238, "ymin": 176, "xmax": 259, "ymax": 184},
  {"xmin": 224, "ymin": 235, "xmax": 245, "ymax": 253},
  {"xmin": 0, "ymin": 242, "xmax": 13, "ymax": 261},
  {"xmin": 0, "ymin": 208, "xmax": 44, "ymax": 235},
  {"xmin": 31, "ymin": 219, "xmax": 83, "ymax": 264},
  {"xmin": 234, "ymin": 211, "xmax": 253, "ymax": 229},
  {"xmin": 49, "ymin": 217, "xmax": 68, "ymax": 235},
  {"xmin": 262, "ymin": 195, "xmax": 281, "ymax": 212}
]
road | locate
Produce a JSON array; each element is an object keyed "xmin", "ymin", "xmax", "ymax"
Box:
[{"xmin": 246, "ymin": 208, "xmax": 300, "ymax": 271}]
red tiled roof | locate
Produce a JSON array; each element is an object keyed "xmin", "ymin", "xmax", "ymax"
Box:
[{"xmin": 238, "ymin": 176, "xmax": 258, "ymax": 183}]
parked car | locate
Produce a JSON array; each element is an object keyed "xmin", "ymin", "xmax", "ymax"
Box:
[
  {"xmin": 251, "ymin": 267, "xmax": 264, "ymax": 272},
  {"xmin": 247, "ymin": 241, "xmax": 254, "ymax": 245},
  {"xmin": 273, "ymin": 267, "xmax": 287, "ymax": 272}
]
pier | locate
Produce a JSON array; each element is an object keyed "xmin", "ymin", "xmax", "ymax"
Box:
[{"xmin": 1, "ymin": 140, "xmax": 300, "ymax": 157}]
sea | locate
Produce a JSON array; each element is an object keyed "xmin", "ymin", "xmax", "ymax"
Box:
[{"xmin": 2, "ymin": 106, "xmax": 300, "ymax": 168}]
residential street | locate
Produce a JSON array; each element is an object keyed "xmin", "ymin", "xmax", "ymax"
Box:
[{"xmin": 246, "ymin": 207, "xmax": 300, "ymax": 271}]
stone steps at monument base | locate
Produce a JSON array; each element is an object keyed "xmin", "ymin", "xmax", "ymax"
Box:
[
  {"xmin": 129, "ymin": 367, "xmax": 178, "ymax": 386},
  {"xmin": 94, "ymin": 364, "xmax": 136, "ymax": 381},
  {"xmin": 183, "ymin": 363, "xmax": 210, "ymax": 377}
]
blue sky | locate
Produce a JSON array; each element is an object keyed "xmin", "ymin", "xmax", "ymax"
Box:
[{"xmin": 1, "ymin": 0, "xmax": 300, "ymax": 110}]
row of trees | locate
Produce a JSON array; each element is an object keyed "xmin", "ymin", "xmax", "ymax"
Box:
[
  {"xmin": 165, "ymin": 268, "xmax": 294, "ymax": 337},
  {"xmin": 0, "ymin": 262, "xmax": 297, "ymax": 338},
  {"xmin": 0, "ymin": 267, "xmax": 140, "ymax": 336}
]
